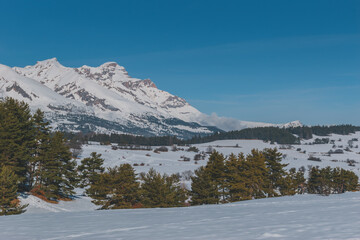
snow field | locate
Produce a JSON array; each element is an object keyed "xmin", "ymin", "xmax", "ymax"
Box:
[
  {"xmin": 6, "ymin": 132, "xmax": 360, "ymax": 239},
  {"xmin": 80, "ymin": 132, "xmax": 360, "ymax": 178},
  {"xmin": 18, "ymin": 132, "xmax": 360, "ymax": 215},
  {"xmin": 5, "ymin": 192, "xmax": 360, "ymax": 239}
]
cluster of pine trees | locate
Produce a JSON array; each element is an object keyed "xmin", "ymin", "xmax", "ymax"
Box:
[
  {"xmin": 191, "ymin": 149, "xmax": 304, "ymax": 204},
  {"xmin": 307, "ymin": 166, "xmax": 358, "ymax": 195},
  {"xmin": 0, "ymin": 98, "xmax": 78, "ymax": 215},
  {"xmin": 0, "ymin": 98, "xmax": 187, "ymax": 213},
  {"xmin": 77, "ymin": 152, "xmax": 187, "ymax": 209},
  {"xmin": 190, "ymin": 149, "xmax": 359, "ymax": 205}
]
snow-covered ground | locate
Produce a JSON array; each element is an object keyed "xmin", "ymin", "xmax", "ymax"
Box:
[
  {"xmin": 19, "ymin": 193, "xmax": 96, "ymax": 214},
  {"xmin": 80, "ymin": 131, "xmax": 360, "ymax": 178},
  {"xmin": 8, "ymin": 132, "xmax": 360, "ymax": 239},
  {"xmin": 5, "ymin": 192, "xmax": 360, "ymax": 239},
  {"xmin": 20, "ymin": 131, "xmax": 360, "ymax": 213}
]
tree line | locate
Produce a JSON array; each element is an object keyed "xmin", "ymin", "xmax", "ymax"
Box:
[
  {"xmin": 65, "ymin": 124, "xmax": 360, "ymax": 147},
  {"xmin": 287, "ymin": 125, "xmax": 360, "ymax": 140}
]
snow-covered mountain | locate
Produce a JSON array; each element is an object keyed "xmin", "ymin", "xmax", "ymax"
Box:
[{"xmin": 0, "ymin": 58, "xmax": 301, "ymax": 137}]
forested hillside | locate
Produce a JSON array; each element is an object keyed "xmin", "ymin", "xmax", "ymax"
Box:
[{"xmin": 65, "ymin": 125, "xmax": 360, "ymax": 146}]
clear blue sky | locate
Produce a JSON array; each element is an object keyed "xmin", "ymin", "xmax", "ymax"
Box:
[{"xmin": 1, "ymin": 0, "xmax": 359, "ymax": 125}]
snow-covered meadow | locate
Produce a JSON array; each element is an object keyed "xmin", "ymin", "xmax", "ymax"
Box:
[
  {"xmin": 4, "ymin": 132, "xmax": 360, "ymax": 239},
  {"xmin": 80, "ymin": 131, "xmax": 360, "ymax": 178},
  {"xmin": 19, "ymin": 131, "xmax": 360, "ymax": 214},
  {"xmin": 5, "ymin": 192, "xmax": 360, "ymax": 239}
]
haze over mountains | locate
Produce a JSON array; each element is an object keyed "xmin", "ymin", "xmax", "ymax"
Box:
[{"xmin": 0, "ymin": 58, "xmax": 301, "ymax": 138}]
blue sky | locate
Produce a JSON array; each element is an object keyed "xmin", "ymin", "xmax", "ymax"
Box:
[{"xmin": 1, "ymin": 0, "xmax": 359, "ymax": 125}]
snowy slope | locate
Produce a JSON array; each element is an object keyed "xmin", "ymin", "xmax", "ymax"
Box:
[
  {"xmin": 5, "ymin": 192, "xmax": 360, "ymax": 239},
  {"xmin": 19, "ymin": 193, "xmax": 96, "ymax": 214},
  {"xmin": 0, "ymin": 64, "xmax": 91, "ymax": 114}
]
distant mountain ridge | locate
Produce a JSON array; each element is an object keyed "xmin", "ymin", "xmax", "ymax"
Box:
[{"xmin": 0, "ymin": 58, "xmax": 301, "ymax": 138}]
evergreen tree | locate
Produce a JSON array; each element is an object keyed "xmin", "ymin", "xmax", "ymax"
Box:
[
  {"xmin": 109, "ymin": 164, "xmax": 140, "ymax": 209},
  {"xmin": 78, "ymin": 152, "xmax": 105, "ymax": 188},
  {"xmin": 140, "ymin": 168, "xmax": 187, "ymax": 208},
  {"xmin": 330, "ymin": 168, "xmax": 358, "ymax": 194},
  {"xmin": 282, "ymin": 167, "xmax": 306, "ymax": 195},
  {"xmin": 39, "ymin": 132, "xmax": 77, "ymax": 200},
  {"xmin": 88, "ymin": 164, "xmax": 140, "ymax": 209},
  {"xmin": 308, "ymin": 166, "xmax": 335, "ymax": 195},
  {"xmin": 85, "ymin": 171, "xmax": 109, "ymax": 207},
  {"xmin": 262, "ymin": 148, "xmax": 288, "ymax": 196},
  {"xmin": 30, "ymin": 109, "xmax": 51, "ymax": 190},
  {"xmin": 307, "ymin": 167, "xmax": 322, "ymax": 194},
  {"xmin": 0, "ymin": 165, "xmax": 27, "ymax": 215},
  {"xmin": 191, "ymin": 166, "xmax": 218, "ymax": 205},
  {"xmin": 224, "ymin": 153, "xmax": 249, "ymax": 202},
  {"xmin": 0, "ymin": 98, "xmax": 35, "ymax": 190},
  {"xmin": 243, "ymin": 150, "xmax": 269, "ymax": 199},
  {"xmin": 205, "ymin": 151, "xmax": 226, "ymax": 203}
]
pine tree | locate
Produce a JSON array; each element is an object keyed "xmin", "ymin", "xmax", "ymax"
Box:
[
  {"xmin": 224, "ymin": 153, "xmax": 250, "ymax": 202},
  {"xmin": 0, "ymin": 98, "xmax": 35, "ymax": 190},
  {"xmin": 0, "ymin": 165, "xmax": 27, "ymax": 215},
  {"xmin": 307, "ymin": 166, "xmax": 332, "ymax": 195},
  {"xmin": 331, "ymin": 168, "xmax": 358, "ymax": 193},
  {"xmin": 191, "ymin": 166, "xmax": 218, "ymax": 205},
  {"xmin": 307, "ymin": 167, "xmax": 321, "ymax": 194},
  {"xmin": 30, "ymin": 109, "xmax": 51, "ymax": 190},
  {"xmin": 88, "ymin": 164, "xmax": 140, "ymax": 209},
  {"xmin": 205, "ymin": 151, "xmax": 226, "ymax": 203},
  {"xmin": 282, "ymin": 167, "xmax": 306, "ymax": 195},
  {"xmin": 140, "ymin": 168, "xmax": 186, "ymax": 208},
  {"xmin": 243, "ymin": 150, "xmax": 269, "ymax": 199},
  {"xmin": 262, "ymin": 148, "xmax": 288, "ymax": 196},
  {"xmin": 86, "ymin": 171, "xmax": 110, "ymax": 207},
  {"xmin": 39, "ymin": 132, "xmax": 77, "ymax": 200},
  {"xmin": 109, "ymin": 164, "xmax": 140, "ymax": 209},
  {"xmin": 78, "ymin": 152, "xmax": 105, "ymax": 189}
]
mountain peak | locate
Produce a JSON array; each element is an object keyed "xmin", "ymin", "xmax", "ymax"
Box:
[
  {"xmin": 100, "ymin": 62, "xmax": 119, "ymax": 67},
  {"xmin": 34, "ymin": 58, "xmax": 63, "ymax": 68},
  {"xmin": 98, "ymin": 62, "xmax": 126, "ymax": 72},
  {"xmin": 282, "ymin": 120, "xmax": 303, "ymax": 128}
]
